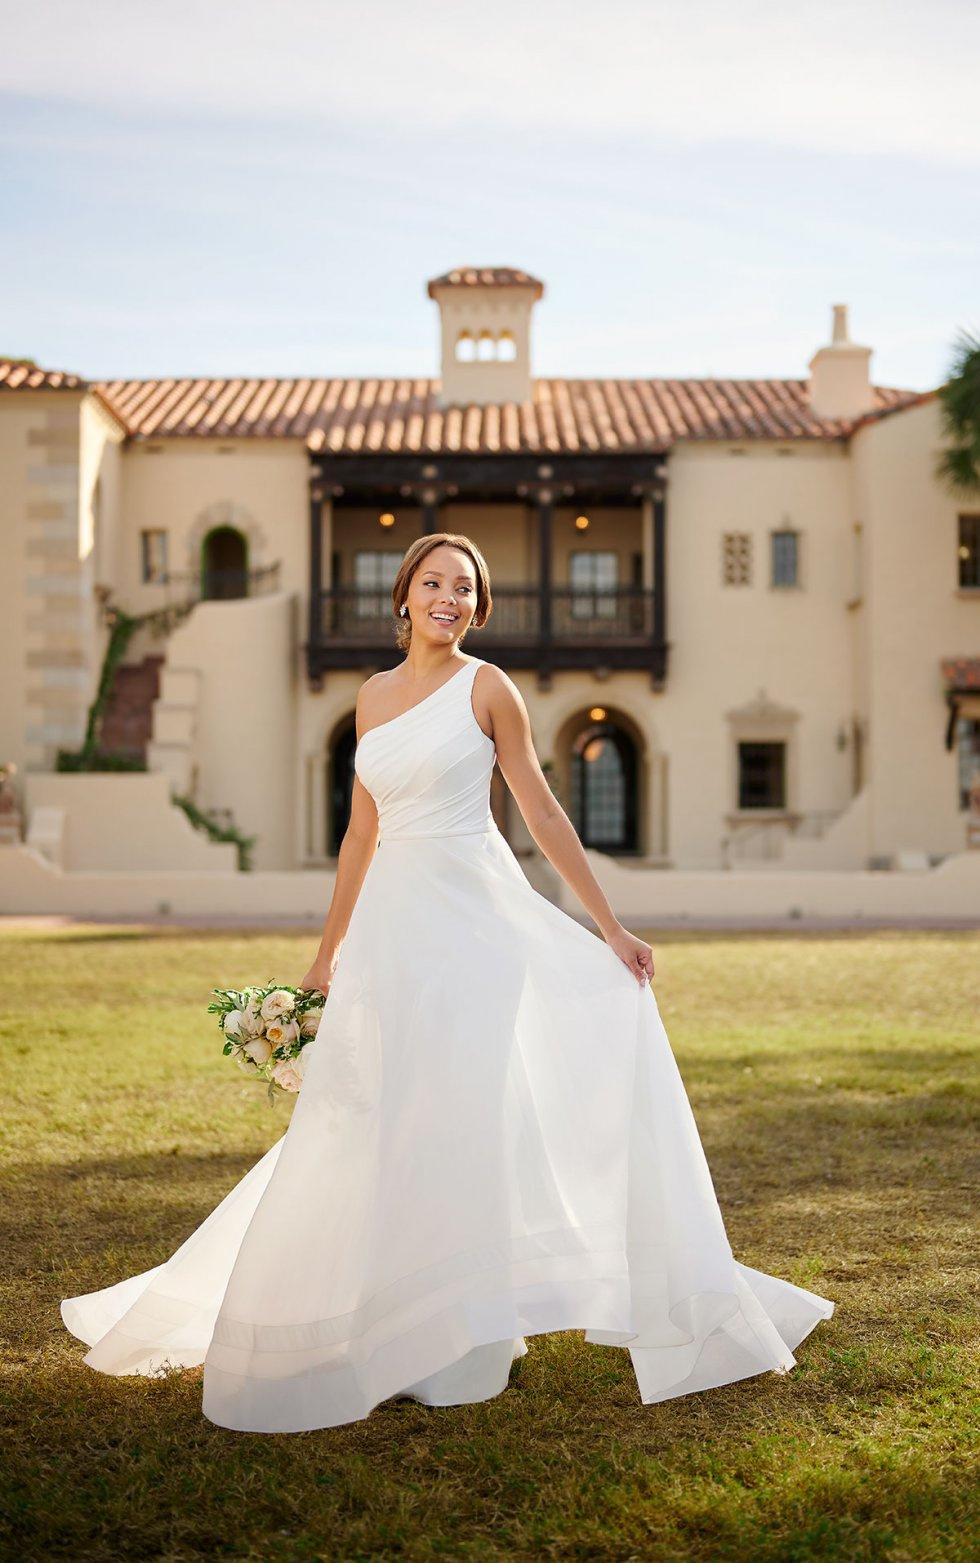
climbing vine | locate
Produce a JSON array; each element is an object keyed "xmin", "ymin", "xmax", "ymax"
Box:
[
  {"xmin": 57, "ymin": 598, "xmax": 196, "ymax": 772},
  {"xmin": 172, "ymin": 793, "xmax": 257, "ymax": 872}
]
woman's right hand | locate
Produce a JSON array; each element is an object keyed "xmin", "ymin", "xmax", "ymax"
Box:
[{"xmin": 300, "ymin": 951, "xmax": 337, "ymax": 997}]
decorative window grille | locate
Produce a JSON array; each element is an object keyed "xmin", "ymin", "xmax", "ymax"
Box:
[
  {"xmin": 569, "ymin": 550, "xmax": 618, "ymax": 619},
  {"xmin": 771, "ymin": 529, "xmax": 799, "ymax": 588},
  {"xmin": 354, "ymin": 550, "xmax": 402, "ymax": 618},
  {"xmin": 737, "ymin": 741, "xmax": 786, "ymax": 809},
  {"xmin": 958, "ymin": 515, "xmax": 980, "ymax": 589},
  {"xmin": 956, "ymin": 716, "xmax": 980, "ymax": 809},
  {"xmin": 140, "ymin": 529, "xmax": 168, "ymax": 583},
  {"xmin": 722, "ymin": 532, "xmax": 752, "ymax": 585}
]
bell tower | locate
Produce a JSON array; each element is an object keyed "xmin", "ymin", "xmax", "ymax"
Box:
[{"xmin": 427, "ymin": 266, "xmax": 544, "ymax": 407}]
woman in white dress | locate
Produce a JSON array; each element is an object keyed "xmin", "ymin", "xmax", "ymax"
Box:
[{"xmin": 61, "ymin": 532, "xmax": 833, "ymax": 1433}]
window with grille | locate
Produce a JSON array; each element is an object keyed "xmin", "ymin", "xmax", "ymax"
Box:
[
  {"xmin": 957, "ymin": 716, "xmax": 980, "ymax": 809},
  {"xmin": 722, "ymin": 532, "xmax": 752, "ymax": 585},
  {"xmin": 737, "ymin": 741, "xmax": 786, "ymax": 809},
  {"xmin": 959, "ymin": 515, "xmax": 980, "ymax": 588},
  {"xmin": 140, "ymin": 529, "xmax": 168, "ymax": 583},
  {"xmin": 569, "ymin": 550, "xmax": 618, "ymax": 619},
  {"xmin": 771, "ymin": 529, "xmax": 799, "ymax": 588},
  {"xmin": 354, "ymin": 550, "xmax": 402, "ymax": 617}
]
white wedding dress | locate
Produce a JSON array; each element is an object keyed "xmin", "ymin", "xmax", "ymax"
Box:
[{"xmin": 62, "ymin": 655, "xmax": 833, "ymax": 1432}]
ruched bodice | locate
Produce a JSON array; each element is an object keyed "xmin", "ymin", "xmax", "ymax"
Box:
[{"xmin": 354, "ymin": 658, "xmax": 496, "ymax": 841}]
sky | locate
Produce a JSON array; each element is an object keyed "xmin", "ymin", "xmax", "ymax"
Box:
[{"xmin": 1, "ymin": 0, "xmax": 978, "ymax": 391}]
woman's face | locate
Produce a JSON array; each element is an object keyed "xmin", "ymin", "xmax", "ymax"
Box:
[{"xmin": 404, "ymin": 545, "xmax": 479, "ymax": 646}]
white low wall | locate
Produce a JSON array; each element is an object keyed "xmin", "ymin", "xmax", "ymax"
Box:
[
  {"xmin": 1, "ymin": 842, "xmax": 978, "ymax": 921},
  {"xmin": 563, "ymin": 846, "xmax": 980, "ymax": 921},
  {"xmin": 22, "ymin": 773, "xmax": 238, "ymax": 872}
]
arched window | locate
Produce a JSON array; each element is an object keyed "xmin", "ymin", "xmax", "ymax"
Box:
[
  {"xmin": 327, "ymin": 723, "xmax": 358, "ymax": 854},
  {"xmin": 201, "ymin": 525, "xmax": 248, "ymax": 599},
  {"xmin": 569, "ymin": 721, "xmax": 639, "ymax": 852},
  {"xmin": 497, "ymin": 330, "xmax": 517, "ymax": 362},
  {"xmin": 455, "ymin": 331, "xmax": 476, "ymax": 362},
  {"xmin": 476, "ymin": 330, "xmax": 496, "ymax": 361}
]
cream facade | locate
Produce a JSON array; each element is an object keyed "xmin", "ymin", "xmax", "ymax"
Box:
[{"xmin": 1, "ymin": 275, "xmax": 979, "ymax": 908}]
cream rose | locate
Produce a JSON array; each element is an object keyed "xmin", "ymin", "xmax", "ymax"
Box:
[
  {"xmin": 272, "ymin": 1059, "xmax": 304, "ymax": 1093},
  {"xmin": 242, "ymin": 999, "xmax": 264, "ymax": 1037},
  {"xmin": 299, "ymin": 1009, "xmax": 322, "ymax": 1038},
  {"xmin": 260, "ymin": 990, "xmax": 296, "ymax": 1022},
  {"xmin": 266, "ymin": 1017, "xmax": 300, "ymax": 1049},
  {"xmin": 243, "ymin": 1036, "xmax": 273, "ymax": 1066},
  {"xmin": 223, "ymin": 1009, "xmax": 245, "ymax": 1040}
]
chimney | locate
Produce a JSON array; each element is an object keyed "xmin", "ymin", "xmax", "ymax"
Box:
[
  {"xmin": 427, "ymin": 267, "xmax": 544, "ymax": 407},
  {"xmin": 807, "ymin": 303, "xmax": 875, "ymax": 421}
]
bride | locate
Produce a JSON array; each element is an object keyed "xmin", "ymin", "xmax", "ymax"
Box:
[{"xmin": 61, "ymin": 531, "xmax": 833, "ymax": 1433}]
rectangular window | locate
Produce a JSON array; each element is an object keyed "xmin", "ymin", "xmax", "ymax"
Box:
[
  {"xmin": 353, "ymin": 550, "xmax": 402, "ymax": 618},
  {"xmin": 140, "ymin": 529, "xmax": 168, "ymax": 583},
  {"xmin": 737, "ymin": 741, "xmax": 786, "ymax": 809},
  {"xmin": 569, "ymin": 550, "xmax": 618, "ymax": 619},
  {"xmin": 722, "ymin": 532, "xmax": 752, "ymax": 585},
  {"xmin": 959, "ymin": 515, "xmax": 980, "ymax": 588},
  {"xmin": 771, "ymin": 529, "xmax": 799, "ymax": 588},
  {"xmin": 956, "ymin": 716, "xmax": 980, "ymax": 809}
]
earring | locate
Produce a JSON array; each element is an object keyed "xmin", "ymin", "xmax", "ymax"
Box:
[{"xmin": 399, "ymin": 604, "xmax": 408, "ymax": 617}]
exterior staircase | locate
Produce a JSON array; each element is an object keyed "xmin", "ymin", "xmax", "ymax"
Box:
[{"xmin": 98, "ymin": 655, "xmax": 165, "ymax": 763}]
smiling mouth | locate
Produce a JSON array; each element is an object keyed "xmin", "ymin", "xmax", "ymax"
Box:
[{"xmin": 430, "ymin": 612, "xmax": 459, "ymax": 623}]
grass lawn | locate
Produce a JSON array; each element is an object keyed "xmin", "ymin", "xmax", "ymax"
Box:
[{"xmin": 0, "ymin": 922, "xmax": 977, "ymax": 1562}]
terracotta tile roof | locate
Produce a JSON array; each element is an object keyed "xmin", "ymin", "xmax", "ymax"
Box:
[
  {"xmin": 93, "ymin": 375, "xmax": 922, "ymax": 453},
  {"xmin": 427, "ymin": 267, "xmax": 545, "ymax": 296},
  {"xmin": 0, "ymin": 357, "xmax": 87, "ymax": 392},
  {"xmin": 941, "ymin": 657, "xmax": 980, "ymax": 691}
]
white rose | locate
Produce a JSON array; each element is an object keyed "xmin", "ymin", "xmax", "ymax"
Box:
[
  {"xmin": 266, "ymin": 1017, "xmax": 300, "ymax": 1049},
  {"xmin": 223, "ymin": 1009, "xmax": 245, "ymax": 1039},
  {"xmin": 272, "ymin": 1059, "xmax": 304, "ymax": 1093},
  {"xmin": 243, "ymin": 1036, "xmax": 273, "ymax": 1066},
  {"xmin": 300, "ymin": 1009, "xmax": 322, "ymax": 1037},
  {"xmin": 261, "ymin": 989, "xmax": 296, "ymax": 1022}
]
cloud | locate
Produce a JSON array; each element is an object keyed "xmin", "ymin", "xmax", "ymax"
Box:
[{"xmin": 1, "ymin": 0, "xmax": 979, "ymax": 164}]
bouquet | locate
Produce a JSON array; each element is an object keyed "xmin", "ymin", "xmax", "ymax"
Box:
[{"xmin": 208, "ymin": 982, "xmax": 326, "ymax": 1104}]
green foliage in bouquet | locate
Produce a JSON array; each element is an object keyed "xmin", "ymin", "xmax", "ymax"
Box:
[{"xmin": 208, "ymin": 981, "xmax": 326, "ymax": 1106}]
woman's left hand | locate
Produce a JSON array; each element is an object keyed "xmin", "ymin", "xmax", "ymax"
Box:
[{"xmin": 604, "ymin": 925, "xmax": 655, "ymax": 986}]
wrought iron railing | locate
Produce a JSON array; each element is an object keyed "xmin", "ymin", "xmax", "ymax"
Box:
[
  {"xmin": 153, "ymin": 562, "xmax": 282, "ymax": 604},
  {"xmin": 312, "ymin": 585, "xmax": 656, "ymax": 643}
]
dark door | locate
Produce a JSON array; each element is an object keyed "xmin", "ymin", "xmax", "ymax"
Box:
[
  {"xmin": 329, "ymin": 727, "xmax": 358, "ymax": 854},
  {"xmin": 570, "ymin": 723, "xmax": 639, "ymax": 852},
  {"xmin": 202, "ymin": 526, "xmax": 248, "ymax": 600}
]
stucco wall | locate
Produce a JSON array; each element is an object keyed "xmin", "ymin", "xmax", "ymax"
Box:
[
  {"xmin": 0, "ymin": 389, "xmax": 90, "ymax": 774},
  {"xmin": 854, "ymin": 398, "xmax": 978, "ymax": 858},
  {"xmin": 115, "ymin": 438, "xmax": 308, "ymax": 614},
  {"xmin": 155, "ymin": 590, "xmax": 299, "ymax": 869}
]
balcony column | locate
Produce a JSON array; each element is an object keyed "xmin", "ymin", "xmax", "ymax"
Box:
[
  {"xmin": 420, "ymin": 487, "xmax": 440, "ymax": 535},
  {"xmin": 535, "ymin": 465, "xmax": 555, "ymax": 683},
  {"xmin": 652, "ymin": 479, "xmax": 668, "ymax": 689},
  {"xmin": 641, "ymin": 492, "xmax": 655, "ymax": 591},
  {"xmin": 322, "ymin": 499, "xmax": 334, "ymax": 588}
]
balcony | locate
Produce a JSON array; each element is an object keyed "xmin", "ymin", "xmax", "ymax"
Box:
[{"xmin": 307, "ymin": 585, "xmax": 667, "ymax": 683}]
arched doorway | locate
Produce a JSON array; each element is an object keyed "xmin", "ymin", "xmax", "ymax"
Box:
[
  {"xmin": 201, "ymin": 525, "xmax": 248, "ymax": 599},
  {"xmin": 328, "ymin": 724, "xmax": 358, "ymax": 854},
  {"xmin": 569, "ymin": 720, "xmax": 639, "ymax": 852}
]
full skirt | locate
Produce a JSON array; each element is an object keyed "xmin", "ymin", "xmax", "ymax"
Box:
[{"xmin": 62, "ymin": 827, "xmax": 833, "ymax": 1431}]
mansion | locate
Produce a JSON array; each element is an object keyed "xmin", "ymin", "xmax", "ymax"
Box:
[{"xmin": 2, "ymin": 266, "xmax": 979, "ymax": 883}]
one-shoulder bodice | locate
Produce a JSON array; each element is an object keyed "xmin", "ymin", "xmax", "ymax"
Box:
[{"xmin": 353, "ymin": 658, "xmax": 496, "ymax": 841}]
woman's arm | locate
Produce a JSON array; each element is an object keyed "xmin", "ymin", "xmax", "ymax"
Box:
[
  {"xmin": 478, "ymin": 665, "xmax": 655, "ymax": 986},
  {"xmin": 300, "ymin": 693, "xmax": 381, "ymax": 995}
]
